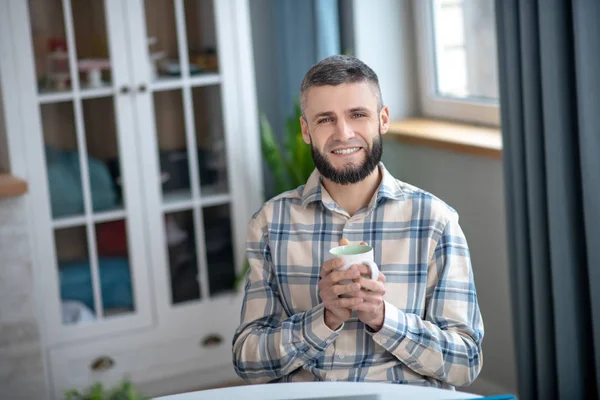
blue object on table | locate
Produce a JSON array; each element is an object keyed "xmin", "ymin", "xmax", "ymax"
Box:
[
  {"xmin": 46, "ymin": 145, "xmax": 117, "ymax": 217},
  {"xmin": 59, "ymin": 257, "xmax": 133, "ymax": 312}
]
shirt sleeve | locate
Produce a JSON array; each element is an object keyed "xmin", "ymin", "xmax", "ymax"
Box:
[
  {"xmin": 232, "ymin": 217, "xmax": 341, "ymax": 384},
  {"xmin": 367, "ymin": 214, "xmax": 484, "ymax": 387}
]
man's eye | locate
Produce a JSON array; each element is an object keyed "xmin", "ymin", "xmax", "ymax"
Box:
[
  {"xmin": 318, "ymin": 118, "xmax": 331, "ymax": 124},
  {"xmin": 353, "ymin": 113, "xmax": 366, "ymax": 118}
]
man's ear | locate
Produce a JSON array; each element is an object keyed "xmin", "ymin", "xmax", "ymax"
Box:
[
  {"xmin": 379, "ymin": 106, "xmax": 390, "ymax": 135},
  {"xmin": 300, "ymin": 116, "xmax": 311, "ymax": 144}
]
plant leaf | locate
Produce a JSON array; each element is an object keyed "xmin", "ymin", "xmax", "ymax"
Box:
[{"xmin": 260, "ymin": 113, "xmax": 291, "ymax": 194}]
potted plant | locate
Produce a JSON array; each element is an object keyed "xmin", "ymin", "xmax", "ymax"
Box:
[
  {"xmin": 233, "ymin": 102, "xmax": 315, "ymax": 290},
  {"xmin": 65, "ymin": 379, "xmax": 149, "ymax": 400}
]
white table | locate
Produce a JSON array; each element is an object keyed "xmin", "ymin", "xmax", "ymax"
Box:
[{"xmin": 154, "ymin": 382, "xmax": 482, "ymax": 400}]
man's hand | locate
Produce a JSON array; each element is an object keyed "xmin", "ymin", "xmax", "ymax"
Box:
[
  {"xmin": 343, "ymin": 240, "xmax": 387, "ymax": 332},
  {"xmin": 318, "ymin": 241, "xmax": 364, "ymax": 331},
  {"xmin": 352, "ymin": 265, "xmax": 387, "ymax": 331}
]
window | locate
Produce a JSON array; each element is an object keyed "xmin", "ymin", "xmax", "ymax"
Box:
[{"xmin": 414, "ymin": 0, "xmax": 500, "ymax": 126}]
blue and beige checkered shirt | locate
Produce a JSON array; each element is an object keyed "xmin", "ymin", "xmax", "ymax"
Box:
[{"xmin": 233, "ymin": 163, "xmax": 484, "ymax": 388}]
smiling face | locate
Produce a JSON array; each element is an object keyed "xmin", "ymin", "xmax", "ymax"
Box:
[{"xmin": 300, "ymin": 82, "xmax": 390, "ymax": 185}]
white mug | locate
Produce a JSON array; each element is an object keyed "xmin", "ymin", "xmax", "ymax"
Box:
[{"xmin": 329, "ymin": 244, "xmax": 379, "ymax": 285}]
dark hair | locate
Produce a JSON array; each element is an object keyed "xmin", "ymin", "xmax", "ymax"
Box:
[{"xmin": 300, "ymin": 55, "xmax": 383, "ymax": 117}]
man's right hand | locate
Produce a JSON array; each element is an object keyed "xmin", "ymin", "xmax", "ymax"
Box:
[{"xmin": 318, "ymin": 258, "xmax": 363, "ymax": 331}]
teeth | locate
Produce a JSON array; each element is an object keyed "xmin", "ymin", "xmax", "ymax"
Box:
[{"xmin": 333, "ymin": 147, "xmax": 360, "ymax": 155}]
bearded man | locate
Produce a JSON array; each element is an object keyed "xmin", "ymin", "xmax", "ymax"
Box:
[{"xmin": 232, "ymin": 55, "xmax": 484, "ymax": 390}]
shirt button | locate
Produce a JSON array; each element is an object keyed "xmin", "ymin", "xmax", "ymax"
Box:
[
  {"xmin": 347, "ymin": 222, "xmax": 353, "ymax": 227},
  {"xmin": 338, "ymin": 353, "xmax": 345, "ymax": 360}
]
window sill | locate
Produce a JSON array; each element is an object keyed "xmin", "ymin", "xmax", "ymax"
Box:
[
  {"xmin": 0, "ymin": 174, "xmax": 28, "ymax": 197},
  {"xmin": 387, "ymin": 118, "xmax": 503, "ymax": 160}
]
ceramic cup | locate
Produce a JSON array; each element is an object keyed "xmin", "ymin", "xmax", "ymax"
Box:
[{"xmin": 329, "ymin": 244, "xmax": 379, "ymax": 287}]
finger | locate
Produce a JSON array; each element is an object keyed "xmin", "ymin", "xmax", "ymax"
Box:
[
  {"xmin": 355, "ymin": 277, "xmax": 386, "ymax": 294},
  {"xmin": 320, "ymin": 258, "xmax": 345, "ymax": 277},
  {"xmin": 332, "ymin": 296, "xmax": 363, "ymax": 308},
  {"xmin": 332, "ymin": 282, "xmax": 361, "ymax": 297},
  {"xmin": 329, "ymin": 268, "xmax": 361, "ymax": 284},
  {"xmin": 352, "ymin": 264, "xmax": 372, "ymax": 278},
  {"xmin": 378, "ymin": 271, "xmax": 387, "ymax": 284},
  {"xmin": 324, "ymin": 306, "xmax": 351, "ymax": 320},
  {"xmin": 318, "ymin": 286, "xmax": 340, "ymax": 302},
  {"xmin": 360, "ymin": 241, "xmax": 368, "ymax": 246},
  {"xmin": 339, "ymin": 238, "xmax": 350, "ymax": 246},
  {"xmin": 355, "ymin": 290, "xmax": 384, "ymax": 304},
  {"xmin": 350, "ymin": 302, "xmax": 379, "ymax": 313}
]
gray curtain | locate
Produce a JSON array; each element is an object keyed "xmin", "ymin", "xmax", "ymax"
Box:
[{"xmin": 495, "ymin": 1, "xmax": 600, "ymax": 399}]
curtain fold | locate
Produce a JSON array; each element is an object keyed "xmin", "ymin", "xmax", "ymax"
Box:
[{"xmin": 495, "ymin": 1, "xmax": 600, "ymax": 399}]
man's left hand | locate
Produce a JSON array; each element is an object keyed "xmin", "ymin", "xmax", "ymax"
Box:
[
  {"xmin": 337, "ymin": 239, "xmax": 387, "ymax": 331},
  {"xmin": 344, "ymin": 240, "xmax": 386, "ymax": 331},
  {"xmin": 351, "ymin": 264, "xmax": 387, "ymax": 331}
]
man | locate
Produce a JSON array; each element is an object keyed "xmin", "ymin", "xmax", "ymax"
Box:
[{"xmin": 232, "ymin": 55, "xmax": 483, "ymax": 388}]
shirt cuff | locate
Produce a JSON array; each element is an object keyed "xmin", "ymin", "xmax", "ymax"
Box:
[
  {"xmin": 301, "ymin": 303, "xmax": 341, "ymax": 357},
  {"xmin": 366, "ymin": 300, "xmax": 408, "ymax": 347}
]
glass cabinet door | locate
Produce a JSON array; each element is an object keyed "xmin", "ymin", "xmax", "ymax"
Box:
[
  {"xmin": 139, "ymin": 0, "xmax": 237, "ymax": 307},
  {"xmin": 27, "ymin": 0, "xmax": 151, "ymax": 338}
]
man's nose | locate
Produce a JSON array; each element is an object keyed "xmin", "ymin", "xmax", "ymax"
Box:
[{"xmin": 333, "ymin": 119, "xmax": 355, "ymax": 141}]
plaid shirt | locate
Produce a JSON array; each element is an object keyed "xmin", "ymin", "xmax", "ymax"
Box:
[{"xmin": 233, "ymin": 163, "xmax": 484, "ymax": 388}]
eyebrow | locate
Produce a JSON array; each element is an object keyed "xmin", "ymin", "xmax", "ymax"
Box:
[
  {"xmin": 313, "ymin": 111, "xmax": 335, "ymax": 122},
  {"xmin": 349, "ymin": 107, "xmax": 370, "ymax": 114},
  {"xmin": 312, "ymin": 107, "xmax": 371, "ymax": 122}
]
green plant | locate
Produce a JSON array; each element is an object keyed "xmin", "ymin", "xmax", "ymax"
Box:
[
  {"xmin": 260, "ymin": 101, "xmax": 314, "ymax": 195},
  {"xmin": 64, "ymin": 379, "xmax": 149, "ymax": 400},
  {"xmin": 234, "ymin": 101, "xmax": 315, "ymax": 290}
]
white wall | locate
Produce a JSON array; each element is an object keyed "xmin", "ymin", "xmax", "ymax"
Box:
[
  {"xmin": 0, "ymin": 196, "xmax": 49, "ymax": 399},
  {"xmin": 350, "ymin": 0, "xmax": 419, "ymax": 120},
  {"xmin": 0, "ymin": 80, "xmax": 8, "ymax": 172},
  {"xmin": 382, "ymin": 137, "xmax": 517, "ymax": 395}
]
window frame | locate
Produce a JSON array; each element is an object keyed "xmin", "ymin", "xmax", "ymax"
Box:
[{"xmin": 413, "ymin": 0, "xmax": 500, "ymax": 127}]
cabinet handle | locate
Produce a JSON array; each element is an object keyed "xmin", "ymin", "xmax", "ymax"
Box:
[
  {"xmin": 120, "ymin": 86, "xmax": 130, "ymax": 95},
  {"xmin": 90, "ymin": 356, "xmax": 115, "ymax": 372},
  {"xmin": 138, "ymin": 84, "xmax": 147, "ymax": 93},
  {"xmin": 200, "ymin": 334, "xmax": 223, "ymax": 348}
]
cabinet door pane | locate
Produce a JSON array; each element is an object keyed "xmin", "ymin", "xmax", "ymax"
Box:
[
  {"xmin": 41, "ymin": 101, "xmax": 86, "ymax": 219},
  {"xmin": 184, "ymin": 0, "xmax": 219, "ymax": 75},
  {"xmin": 144, "ymin": 0, "xmax": 219, "ymax": 83},
  {"xmin": 83, "ymin": 97, "xmax": 123, "ymax": 214},
  {"xmin": 165, "ymin": 210, "xmax": 201, "ymax": 304},
  {"xmin": 29, "ymin": 0, "xmax": 114, "ymax": 96},
  {"xmin": 153, "ymin": 89, "xmax": 193, "ymax": 204},
  {"xmin": 95, "ymin": 220, "xmax": 135, "ymax": 318},
  {"xmin": 204, "ymin": 205, "xmax": 235, "ymax": 296},
  {"xmin": 56, "ymin": 219, "xmax": 136, "ymax": 325},
  {"xmin": 28, "ymin": 0, "xmax": 152, "ymax": 337},
  {"xmin": 193, "ymin": 85, "xmax": 228, "ymax": 197},
  {"xmin": 56, "ymin": 226, "xmax": 94, "ymax": 325}
]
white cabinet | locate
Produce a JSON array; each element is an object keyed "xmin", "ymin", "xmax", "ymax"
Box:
[{"xmin": 0, "ymin": 0, "xmax": 262, "ymax": 397}]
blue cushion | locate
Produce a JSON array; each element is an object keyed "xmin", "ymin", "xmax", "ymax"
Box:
[{"xmin": 59, "ymin": 257, "xmax": 133, "ymax": 312}]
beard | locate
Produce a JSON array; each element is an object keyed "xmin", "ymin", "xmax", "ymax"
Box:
[{"xmin": 310, "ymin": 129, "xmax": 383, "ymax": 185}]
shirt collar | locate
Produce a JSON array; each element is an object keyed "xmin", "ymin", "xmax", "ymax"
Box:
[{"xmin": 300, "ymin": 162, "xmax": 405, "ymax": 209}]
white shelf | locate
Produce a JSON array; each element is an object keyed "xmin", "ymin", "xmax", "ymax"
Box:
[
  {"xmin": 53, "ymin": 214, "xmax": 86, "ymax": 229},
  {"xmin": 94, "ymin": 208, "xmax": 128, "ymax": 224},
  {"xmin": 189, "ymin": 74, "xmax": 221, "ymax": 87},
  {"xmin": 150, "ymin": 73, "xmax": 221, "ymax": 92},
  {"xmin": 162, "ymin": 189, "xmax": 195, "ymax": 213},
  {"xmin": 38, "ymin": 86, "xmax": 115, "ymax": 104},
  {"xmin": 200, "ymin": 193, "xmax": 231, "ymax": 208},
  {"xmin": 80, "ymin": 87, "xmax": 115, "ymax": 100},
  {"xmin": 52, "ymin": 208, "xmax": 127, "ymax": 229},
  {"xmin": 162, "ymin": 187, "xmax": 230, "ymax": 214},
  {"xmin": 38, "ymin": 91, "xmax": 73, "ymax": 104}
]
